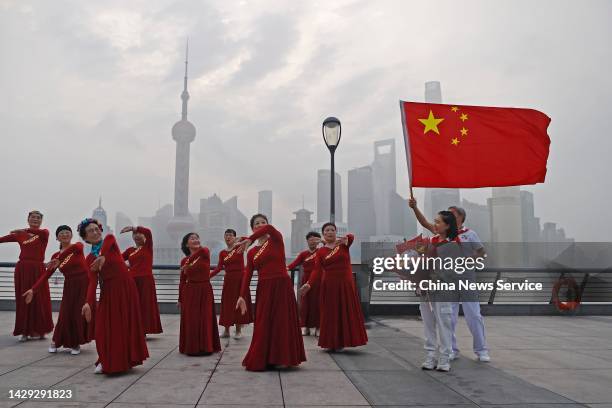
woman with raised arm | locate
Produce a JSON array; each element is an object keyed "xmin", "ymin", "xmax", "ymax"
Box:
[
  {"xmin": 211, "ymin": 229, "xmax": 253, "ymax": 339},
  {"xmin": 299, "ymin": 223, "xmax": 367, "ymax": 352},
  {"xmin": 0, "ymin": 210, "xmax": 53, "ymax": 341},
  {"xmin": 178, "ymin": 232, "xmax": 221, "ymax": 355},
  {"xmin": 23, "ymin": 225, "xmax": 93, "ymax": 354},
  {"xmin": 234, "ymin": 214, "xmax": 306, "ymax": 371},
  {"xmin": 121, "ymin": 226, "xmax": 163, "ymax": 335},
  {"xmin": 78, "ymin": 218, "xmax": 149, "ymax": 374},
  {"xmin": 287, "ymin": 231, "xmax": 322, "ymax": 336}
]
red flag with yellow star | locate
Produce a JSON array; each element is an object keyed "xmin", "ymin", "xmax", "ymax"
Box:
[{"xmin": 400, "ymin": 101, "xmax": 551, "ymax": 188}]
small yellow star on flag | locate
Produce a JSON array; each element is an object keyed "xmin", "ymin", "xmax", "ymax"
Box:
[
  {"xmin": 451, "ymin": 106, "xmax": 459, "ymax": 112},
  {"xmin": 418, "ymin": 110, "xmax": 444, "ymax": 135},
  {"xmin": 460, "ymin": 127, "xmax": 468, "ymax": 136},
  {"xmin": 451, "ymin": 138, "xmax": 460, "ymax": 146},
  {"xmin": 460, "ymin": 113, "xmax": 469, "ymax": 122}
]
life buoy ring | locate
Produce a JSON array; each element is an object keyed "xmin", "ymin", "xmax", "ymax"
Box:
[{"xmin": 551, "ymin": 276, "xmax": 580, "ymax": 312}]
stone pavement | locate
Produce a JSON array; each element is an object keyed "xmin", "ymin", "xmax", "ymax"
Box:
[{"xmin": 0, "ymin": 311, "xmax": 611, "ymax": 407}]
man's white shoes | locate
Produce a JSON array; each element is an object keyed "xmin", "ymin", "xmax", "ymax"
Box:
[
  {"xmin": 94, "ymin": 363, "xmax": 103, "ymax": 374},
  {"xmin": 477, "ymin": 351, "xmax": 491, "ymax": 362},
  {"xmin": 421, "ymin": 355, "xmax": 437, "ymax": 370}
]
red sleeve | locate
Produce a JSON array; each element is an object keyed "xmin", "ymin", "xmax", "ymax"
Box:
[
  {"xmin": 307, "ymin": 253, "xmax": 323, "ymax": 286},
  {"xmin": 178, "ymin": 258, "xmax": 187, "ymax": 303},
  {"xmin": 240, "ymin": 250, "xmax": 255, "ymax": 298},
  {"xmin": 32, "ymin": 252, "xmax": 59, "ymax": 292},
  {"xmin": 287, "ymin": 251, "xmax": 306, "ymax": 270},
  {"xmin": 122, "ymin": 247, "xmax": 132, "ymax": 261},
  {"xmin": 247, "ymin": 224, "xmax": 282, "ymax": 244},
  {"xmin": 86, "ymin": 265, "xmax": 98, "ymax": 305},
  {"xmin": 26, "ymin": 228, "xmax": 49, "ymax": 244},
  {"xmin": 210, "ymin": 250, "xmax": 225, "ymax": 279},
  {"xmin": 346, "ymin": 233, "xmax": 354, "ymax": 248},
  {"xmin": 135, "ymin": 226, "xmax": 153, "ymax": 253},
  {"xmin": 100, "ymin": 234, "xmax": 119, "ymax": 257},
  {"xmin": 0, "ymin": 233, "xmax": 20, "ymax": 244}
]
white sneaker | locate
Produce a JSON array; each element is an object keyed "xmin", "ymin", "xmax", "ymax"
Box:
[
  {"xmin": 436, "ymin": 357, "xmax": 451, "ymax": 372},
  {"xmin": 94, "ymin": 363, "xmax": 103, "ymax": 374},
  {"xmin": 302, "ymin": 328, "xmax": 311, "ymax": 336},
  {"xmin": 477, "ymin": 351, "xmax": 491, "ymax": 362},
  {"xmin": 48, "ymin": 345, "xmax": 57, "ymax": 353},
  {"xmin": 450, "ymin": 350, "xmax": 459, "ymax": 361},
  {"xmin": 18, "ymin": 335, "xmax": 28, "ymax": 342},
  {"xmin": 421, "ymin": 355, "xmax": 437, "ymax": 370},
  {"xmin": 314, "ymin": 328, "xmax": 320, "ymax": 337},
  {"xmin": 70, "ymin": 347, "xmax": 81, "ymax": 355},
  {"xmin": 233, "ymin": 332, "xmax": 242, "ymax": 340}
]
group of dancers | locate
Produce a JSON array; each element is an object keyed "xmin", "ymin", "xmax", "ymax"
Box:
[{"xmin": 1, "ymin": 210, "xmax": 368, "ymax": 374}]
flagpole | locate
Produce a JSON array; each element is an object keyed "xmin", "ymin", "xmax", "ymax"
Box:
[{"xmin": 399, "ymin": 100, "xmax": 414, "ymax": 200}]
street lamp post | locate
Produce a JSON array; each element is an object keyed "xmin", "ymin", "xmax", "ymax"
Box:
[{"xmin": 322, "ymin": 117, "xmax": 342, "ymax": 223}]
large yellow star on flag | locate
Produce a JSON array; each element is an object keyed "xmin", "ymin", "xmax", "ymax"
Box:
[{"xmin": 418, "ymin": 110, "xmax": 444, "ymax": 135}]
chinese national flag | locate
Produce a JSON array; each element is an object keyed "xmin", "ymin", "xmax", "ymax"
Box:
[{"xmin": 400, "ymin": 101, "xmax": 551, "ymax": 188}]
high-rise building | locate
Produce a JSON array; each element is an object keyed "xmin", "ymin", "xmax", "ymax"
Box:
[
  {"xmin": 461, "ymin": 198, "xmax": 491, "ymax": 243},
  {"xmin": 317, "ymin": 169, "xmax": 343, "ymax": 223},
  {"xmin": 389, "ymin": 192, "xmax": 417, "ymax": 238},
  {"xmin": 422, "ymin": 81, "xmax": 461, "ymax": 220},
  {"xmin": 257, "ymin": 190, "xmax": 273, "ymax": 223},
  {"xmin": 290, "ymin": 208, "xmax": 313, "ymax": 256},
  {"xmin": 347, "ymin": 166, "xmax": 377, "ymax": 243},
  {"xmin": 199, "ymin": 194, "xmax": 248, "ymax": 255},
  {"xmin": 92, "ymin": 197, "xmax": 113, "ymax": 238},
  {"xmin": 167, "ymin": 41, "xmax": 196, "ymax": 243},
  {"xmin": 520, "ymin": 191, "xmax": 541, "ymax": 243},
  {"xmin": 372, "ymin": 139, "xmax": 396, "ymax": 235}
]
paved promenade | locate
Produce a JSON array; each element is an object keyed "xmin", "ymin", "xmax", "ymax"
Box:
[{"xmin": 0, "ymin": 311, "xmax": 611, "ymax": 407}]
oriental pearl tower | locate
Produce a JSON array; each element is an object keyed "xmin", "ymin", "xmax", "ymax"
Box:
[{"xmin": 167, "ymin": 41, "xmax": 196, "ymax": 242}]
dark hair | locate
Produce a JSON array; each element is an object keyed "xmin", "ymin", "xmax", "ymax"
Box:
[
  {"xmin": 55, "ymin": 225, "xmax": 72, "ymax": 237},
  {"xmin": 249, "ymin": 213, "xmax": 268, "ymax": 229},
  {"xmin": 437, "ymin": 211, "xmax": 458, "ymax": 240},
  {"xmin": 28, "ymin": 210, "xmax": 43, "ymax": 219},
  {"xmin": 306, "ymin": 231, "xmax": 321, "ymax": 240},
  {"xmin": 321, "ymin": 222, "xmax": 336, "ymax": 233},
  {"xmin": 448, "ymin": 206, "xmax": 466, "ymax": 223},
  {"xmin": 224, "ymin": 229, "xmax": 237, "ymax": 236},
  {"xmin": 181, "ymin": 232, "xmax": 199, "ymax": 256},
  {"xmin": 77, "ymin": 218, "xmax": 103, "ymax": 241}
]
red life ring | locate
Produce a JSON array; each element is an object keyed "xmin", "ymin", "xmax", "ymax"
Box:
[{"xmin": 551, "ymin": 277, "xmax": 580, "ymax": 312}]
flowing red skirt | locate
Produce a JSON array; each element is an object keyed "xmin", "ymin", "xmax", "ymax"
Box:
[
  {"xmin": 179, "ymin": 281, "xmax": 221, "ymax": 355},
  {"xmin": 94, "ymin": 275, "xmax": 149, "ymax": 374},
  {"xmin": 134, "ymin": 275, "xmax": 163, "ymax": 334},
  {"xmin": 299, "ymin": 274, "xmax": 320, "ymax": 328},
  {"xmin": 242, "ymin": 276, "xmax": 306, "ymax": 371},
  {"xmin": 219, "ymin": 273, "xmax": 253, "ymax": 327},
  {"xmin": 317, "ymin": 277, "xmax": 368, "ymax": 350},
  {"xmin": 52, "ymin": 274, "xmax": 94, "ymax": 348},
  {"xmin": 14, "ymin": 260, "xmax": 53, "ymax": 337}
]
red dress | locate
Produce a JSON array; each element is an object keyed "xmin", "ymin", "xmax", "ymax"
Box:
[
  {"xmin": 86, "ymin": 234, "xmax": 149, "ymax": 374},
  {"xmin": 240, "ymin": 225, "xmax": 306, "ymax": 371},
  {"xmin": 308, "ymin": 234, "xmax": 368, "ymax": 350},
  {"xmin": 212, "ymin": 247, "xmax": 253, "ymax": 327},
  {"xmin": 0, "ymin": 228, "xmax": 53, "ymax": 337},
  {"xmin": 32, "ymin": 242, "xmax": 93, "ymax": 348},
  {"xmin": 179, "ymin": 247, "xmax": 221, "ymax": 355},
  {"xmin": 288, "ymin": 249, "xmax": 320, "ymax": 328},
  {"xmin": 122, "ymin": 227, "xmax": 163, "ymax": 335}
]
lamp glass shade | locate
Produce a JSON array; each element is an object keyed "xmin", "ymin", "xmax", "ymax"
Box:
[{"xmin": 322, "ymin": 117, "xmax": 341, "ymax": 148}]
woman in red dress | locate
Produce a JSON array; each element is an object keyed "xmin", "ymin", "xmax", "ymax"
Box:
[
  {"xmin": 211, "ymin": 229, "xmax": 253, "ymax": 339},
  {"xmin": 235, "ymin": 214, "xmax": 306, "ymax": 371},
  {"xmin": 79, "ymin": 218, "xmax": 149, "ymax": 374},
  {"xmin": 23, "ymin": 225, "xmax": 93, "ymax": 355},
  {"xmin": 120, "ymin": 226, "xmax": 163, "ymax": 335},
  {"xmin": 299, "ymin": 222, "xmax": 368, "ymax": 352},
  {"xmin": 0, "ymin": 210, "xmax": 53, "ymax": 341},
  {"xmin": 178, "ymin": 232, "xmax": 221, "ymax": 355},
  {"xmin": 287, "ymin": 231, "xmax": 322, "ymax": 336}
]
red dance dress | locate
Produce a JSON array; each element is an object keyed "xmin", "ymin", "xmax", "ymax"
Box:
[
  {"xmin": 288, "ymin": 249, "xmax": 320, "ymax": 328},
  {"xmin": 86, "ymin": 234, "xmax": 149, "ymax": 374},
  {"xmin": 212, "ymin": 247, "xmax": 253, "ymax": 328},
  {"xmin": 0, "ymin": 228, "xmax": 53, "ymax": 337},
  {"xmin": 240, "ymin": 224, "xmax": 306, "ymax": 371},
  {"xmin": 122, "ymin": 227, "xmax": 163, "ymax": 335},
  {"xmin": 308, "ymin": 234, "xmax": 368, "ymax": 350},
  {"xmin": 32, "ymin": 242, "xmax": 93, "ymax": 348},
  {"xmin": 179, "ymin": 247, "xmax": 221, "ymax": 355}
]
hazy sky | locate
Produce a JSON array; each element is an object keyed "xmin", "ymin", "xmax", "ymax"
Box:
[{"xmin": 1, "ymin": 0, "xmax": 611, "ymax": 259}]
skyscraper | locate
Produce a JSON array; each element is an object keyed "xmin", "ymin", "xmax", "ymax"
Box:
[
  {"xmin": 167, "ymin": 41, "xmax": 196, "ymax": 242},
  {"xmin": 290, "ymin": 207, "xmax": 313, "ymax": 256},
  {"xmin": 422, "ymin": 81, "xmax": 461, "ymax": 219},
  {"xmin": 199, "ymin": 194, "xmax": 248, "ymax": 255},
  {"xmin": 372, "ymin": 139, "xmax": 397, "ymax": 235},
  {"xmin": 92, "ymin": 197, "xmax": 112, "ymax": 238},
  {"xmin": 347, "ymin": 166, "xmax": 377, "ymax": 243},
  {"xmin": 317, "ymin": 169, "xmax": 342, "ymax": 223},
  {"xmin": 258, "ymin": 190, "xmax": 273, "ymax": 223}
]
